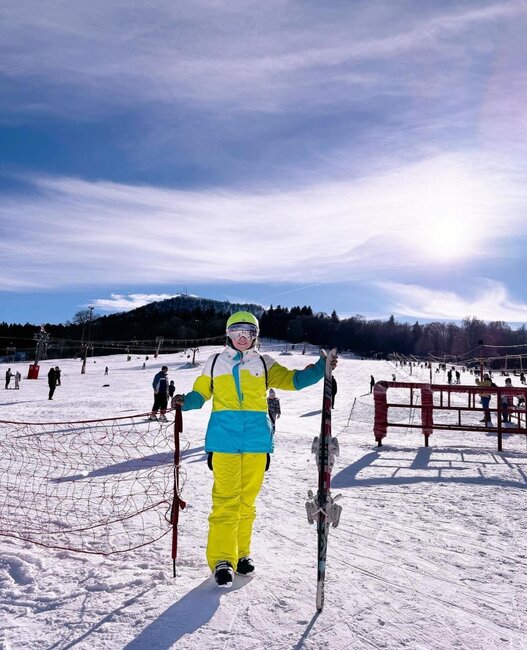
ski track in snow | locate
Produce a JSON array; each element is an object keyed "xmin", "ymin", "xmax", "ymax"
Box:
[{"xmin": 1, "ymin": 348, "xmax": 527, "ymax": 649}]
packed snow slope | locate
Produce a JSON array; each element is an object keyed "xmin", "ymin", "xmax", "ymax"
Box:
[{"xmin": 1, "ymin": 344, "xmax": 526, "ymax": 650}]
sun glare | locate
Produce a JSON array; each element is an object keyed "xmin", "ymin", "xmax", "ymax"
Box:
[{"xmin": 408, "ymin": 169, "xmax": 489, "ymax": 262}]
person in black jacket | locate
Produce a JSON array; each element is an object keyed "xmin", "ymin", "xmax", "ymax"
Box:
[
  {"xmin": 149, "ymin": 366, "xmax": 169, "ymax": 421},
  {"xmin": 331, "ymin": 376, "xmax": 337, "ymax": 408},
  {"xmin": 48, "ymin": 367, "xmax": 57, "ymax": 400},
  {"xmin": 5, "ymin": 368, "xmax": 12, "ymax": 390}
]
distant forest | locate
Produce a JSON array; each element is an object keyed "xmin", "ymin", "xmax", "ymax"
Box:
[{"xmin": 1, "ymin": 300, "xmax": 527, "ymax": 362}]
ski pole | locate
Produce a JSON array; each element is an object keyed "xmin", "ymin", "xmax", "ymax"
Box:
[{"xmin": 171, "ymin": 404, "xmax": 186, "ymax": 577}]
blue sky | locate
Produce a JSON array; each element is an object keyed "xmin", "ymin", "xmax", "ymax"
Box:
[{"xmin": 1, "ymin": 1, "xmax": 527, "ymax": 326}]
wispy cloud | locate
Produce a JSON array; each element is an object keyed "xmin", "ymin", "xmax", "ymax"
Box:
[
  {"xmin": 1, "ymin": 1, "xmax": 525, "ymax": 116},
  {"xmin": 0, "ymin": 152, "xmax": 523, "ymax": 293},
  {"xmin": 2, "ymin": 1, "xmax": 526, "ymax": 202},
  {"xmin": 378, "ymin": 280, "xmax": 527, "ymax": 324}
]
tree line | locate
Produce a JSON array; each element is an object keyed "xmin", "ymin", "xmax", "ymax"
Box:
[
  {"xmin": 262, "ymin": 308, "xmax": 527, "ymax": 359},
  {"xmin": 1, "ymin": 302, "xmax": 527, "ymax": 360}
]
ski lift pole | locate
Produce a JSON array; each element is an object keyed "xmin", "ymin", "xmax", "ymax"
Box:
[{"xmin": 171, "ymin": 404, "xmax": 186, "ymax": 577}]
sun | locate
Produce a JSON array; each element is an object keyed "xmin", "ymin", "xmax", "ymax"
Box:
[
  {"xmin": 423, "ymin": 212, "xmax": 474, "ymax": 261},
  {"xmin": 408, "ymin": 169, "xmax": 488, "ymax": 262}
]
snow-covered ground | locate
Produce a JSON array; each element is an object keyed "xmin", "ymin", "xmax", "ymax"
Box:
[{"xmin": 1, "ymin": 346, "xmax": 527, "ymax": 649}]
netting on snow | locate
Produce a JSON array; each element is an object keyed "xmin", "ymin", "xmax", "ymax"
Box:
[
  {"xmin": 0, "ymin": 414, "xmax": 179, "ymax": 554},
  {"xmin": 344, "ymin": 392, "xmax": 421, "ymax": 430}
]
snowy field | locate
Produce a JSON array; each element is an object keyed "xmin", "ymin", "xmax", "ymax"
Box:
[{"xmin": 1, "ymin": 345, "xmax": 527, "ymax": 650}]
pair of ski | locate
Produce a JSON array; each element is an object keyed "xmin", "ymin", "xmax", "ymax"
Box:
[{"xmin": 305, "ymin": 348, "xmax": 342, "ymax": 612}]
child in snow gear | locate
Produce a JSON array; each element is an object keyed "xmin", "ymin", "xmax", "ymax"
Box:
[
  {"xmin": 172, "ymin": 311, "xmax": 336, "ymax": 587},
  {"xmin": 267, "ymin": 389, "xmax": 281, "ymax": 433},
  {"xmin": 168, "ymin": 380, "xmax": 176, "ymax": 399},
  {"xmin": 149, "ymin": 366, "xmax": 169, "ymax": 421}
]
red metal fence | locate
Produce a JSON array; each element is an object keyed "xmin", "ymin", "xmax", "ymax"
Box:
[{"xmin": 374, "ymin": 381, "xmax": 527, "ymax": 452}]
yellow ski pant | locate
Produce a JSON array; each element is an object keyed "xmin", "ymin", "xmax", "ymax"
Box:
[{"xmin": 206, "ymin": 452, "xmax": 267, "ymax": 571}]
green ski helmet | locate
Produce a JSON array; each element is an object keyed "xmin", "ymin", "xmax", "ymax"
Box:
[{"xmin": 226, "ymin": 311, "xmax": 259, "ymax": 333}]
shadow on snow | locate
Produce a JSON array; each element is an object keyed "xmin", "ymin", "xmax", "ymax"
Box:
[
  {"xmin": 53, "ymin": 445, "xmax": 206, "ymax": 482},
  {"xmin": 332, "ymin": 446, "xmax": 527, "ymax": 490},
  {"xmin": 123, "ymin": 576, "xmax": 250, "ymax": 650},
  {"xmin": 300, "ymin": 409, "xmax": 322, "ymax": 418}
]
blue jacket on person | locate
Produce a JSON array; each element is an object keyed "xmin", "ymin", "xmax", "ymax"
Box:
[{"xmin": 152, "ymin": 371, "xmax": 168, "ymax": 395}]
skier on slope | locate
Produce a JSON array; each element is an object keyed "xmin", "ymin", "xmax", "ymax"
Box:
[
  {"xmin": 148, "ymin": 365, "xmax": 169, "ymax": 422},
  {"xmin": 172, "ymin": 311, "xmax": 337, "ymax": 587}
]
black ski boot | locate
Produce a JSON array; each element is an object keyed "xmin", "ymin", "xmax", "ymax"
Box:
[
  {"xmin": 236, "ymin": 557, "xmax": 255, "ymax": 576},
  {"xmin": 214, "ymin": 561, "xmax": 234, "ymax": 587}
]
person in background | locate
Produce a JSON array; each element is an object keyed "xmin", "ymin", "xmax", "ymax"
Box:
[
  {"xmin": 55, "ymin": 366, "xmax": 61, "ymax": 386},
  {"xmin": 149, "ymin": 365, "xmax": 169, "ymax": 422},
  {"xmin": 168, "ymin": 380, "xmax": 176, "ymax": 400},
  {"xmin": 267, "ymin": 389, "xmax": 281, "ymax": 433},
  {"xmin": 370, "ymin": 375, "xmax": 375, "ymax": 393},
  {"xmin": 502, "ymin": 378, "xmax": 514, "ymax": 424},
  {"xmin": 331, "ymin": 375, "xmax": 337, "ymax": 408},
  {"xmin": 172, "ymin": 311, "xmax": 337, "ymax": 588},
  {"xmin": 48, "ymin": 367, "xmax": 57, "ymax": 400},
  {"xmin": 5, "ymin": 368, "xmax": 12, "ymax": 389},
  {"xmin": 14, "ymin": 371, "xmax": 21, "ymax": 389},
  {"xmin": 475, "ymin": 373, "xmax": 493, "ymax": 425},
  {"xmin": 104, "ymin": 366, "xmax": 109, "ymax": 375}
]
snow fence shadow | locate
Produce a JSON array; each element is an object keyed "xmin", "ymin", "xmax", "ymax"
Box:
[
  {"xmin": 55, "ymin": 445, "xmax": 205, "ymax": 482},
  {"xmin": 332, "ymin": 446, "xmax": 527, "ymax": 490}
]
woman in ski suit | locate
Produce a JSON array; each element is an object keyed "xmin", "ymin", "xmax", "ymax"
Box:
[{"xmin": 173, "ymin": 311, "xmax": 336, "ymax": 587}]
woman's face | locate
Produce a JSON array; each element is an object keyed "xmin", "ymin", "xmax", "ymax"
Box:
[
  {"xmin": 227, "ymin": 323, "xmax": 257, "ymax": 352},
  {"xmin": 232, "ymin": 335, "xmax": 253, "ymax": 351}
]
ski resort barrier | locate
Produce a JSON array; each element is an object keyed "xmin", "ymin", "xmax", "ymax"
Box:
[
  {"xmin": 0, "ymin": 410, "xmax": 186, "ymax": 558},
  {"xmin": 373, "ymin": 381, "xmax": 527, "ymax": 452}
]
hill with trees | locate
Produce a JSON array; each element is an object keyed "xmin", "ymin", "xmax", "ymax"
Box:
[{"xmin": 1, "ymin": 295, "xmax": 526, "ymax": 363}]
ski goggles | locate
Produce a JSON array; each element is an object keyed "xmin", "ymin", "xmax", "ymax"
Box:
[{"xmin": 226, "ymin": 324, "xmax": 258, "ymax": 340}]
